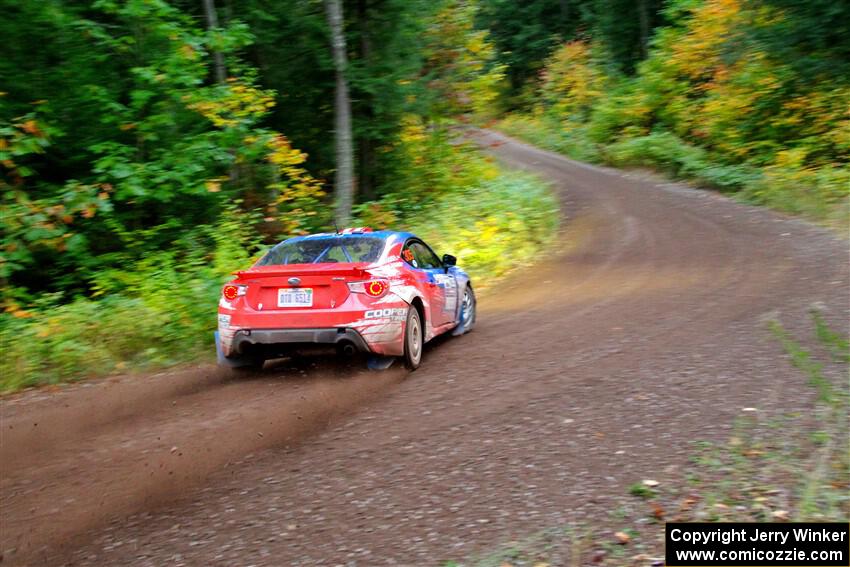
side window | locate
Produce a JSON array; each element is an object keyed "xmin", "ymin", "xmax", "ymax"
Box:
[
  {"xmin": 412, "ymin": 242, "xmax": 441, "ymax": 269},
  {"xmin": 401, "ymin": 241, "xmax": 418, "ymax": 268}
]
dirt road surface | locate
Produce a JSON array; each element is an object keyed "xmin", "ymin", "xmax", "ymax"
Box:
[{"xmin": 2, "ymin": 130, "xmax": 848, "ymax": 566}]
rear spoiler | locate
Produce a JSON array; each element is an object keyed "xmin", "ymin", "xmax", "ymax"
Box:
[{"xmin": 234, "ymin": 264, "xmax": 368, "ymax": 279}]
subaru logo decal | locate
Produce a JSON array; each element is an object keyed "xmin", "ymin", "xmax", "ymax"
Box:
[{"xmin": 288, "ymin": 277, "xmax": 301, "ymax": 285}]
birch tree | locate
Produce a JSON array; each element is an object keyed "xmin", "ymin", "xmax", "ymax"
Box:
[{"xmin": 325, "ymin": 0, "xmax": 354, "ymax": 226}]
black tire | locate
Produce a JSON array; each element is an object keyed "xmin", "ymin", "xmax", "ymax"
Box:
[
  {"xmin": 403, "ymin": 306, "xmax": 423, "ymax": 370},
  {"xmin": 458, "ymin": 285, "xmax": 476, "ymax": 334}
]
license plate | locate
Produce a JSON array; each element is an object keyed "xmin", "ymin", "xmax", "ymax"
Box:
[{"xmin": 278, "ymin": 287, "xmax": 313, "ymax": 307}]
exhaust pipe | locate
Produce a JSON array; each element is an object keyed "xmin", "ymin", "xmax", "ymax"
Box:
[{"xmin": 337, "ymin": 341, "xmax": 357, "ymax": 357}]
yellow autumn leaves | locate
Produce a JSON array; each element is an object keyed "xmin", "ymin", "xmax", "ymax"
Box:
[
  {"xmin": 185, "ymin": 78, "xmax": 276, "ymax": 129},
  {"xmin": 187, "ymin": 78, "xmax": 326, "ymax": 235}
]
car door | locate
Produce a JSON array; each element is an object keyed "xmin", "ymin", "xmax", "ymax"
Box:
[
  {"xmin": 409, "ymin": 240, "xmax": 458, "ymax": 328},
  {"xmin": 401, "ymin": 240, "xmax": 443, "ymax": 327}
]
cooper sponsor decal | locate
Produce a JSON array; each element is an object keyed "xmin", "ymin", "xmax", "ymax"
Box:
[
  {"xmin": 364, "ymin": 308, "xmax": 407, "ymax": 321},
  {"xmin": 217, "ymin": 314, "xmax": 231, "ymax": 328}
]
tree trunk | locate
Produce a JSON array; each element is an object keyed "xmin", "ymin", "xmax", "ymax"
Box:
[
  {"xmin": 325, "ymin": 0, "xmax": 355, "ymax": 226},
  {"xmin": 637, "ymin": 0, "xmax": 650, "ymax": 59},
  {"xmin": 559, "ymin": 0, "xmax": 570, "ymax": 35},
  {"xmin": 203, "ymin": 0, "xmax": 237, "ymax": 185},
  {"xmin": 202, "ymin": 0, "xmax": 227, "ymax": 84},
  {"xmin": 356, "ymin": 0, "xmax": 376, "ymax": 200}
]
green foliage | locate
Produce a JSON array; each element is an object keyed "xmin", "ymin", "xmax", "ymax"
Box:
[
  {"xmin": 606, "ymin": 131, "xmax": 761, "ymax": 191},
  {"xmin": 0, "ymin": 104, "xmax": 106, "ymax": 282},
  {"xmin": 502, "ymin": 114, "xmax": 848, "ymax": 231},
  {"xmin": 478, "ymin": 0, "xmax": 671, "ymax": 105},
  {"xmin": 379, "ymin": 117, "xmax": 502, "ymax": 212},
  {"xmin": 739, "ymin": 162, "xmax": 850, "ymax": 227},
  {"xmin": 583, "ymin": 0, "xmax": 669, "ymax": 74},
  {"xmin": 239, "ymin": 0, "xmax": 334, "ymax": 179},
  {"xmin": 767, "ymin": 315, "xmax": 849, "ymax": 520},
  {"xmin": 747, "ymin": 0, "xmax": 850, "ymax": 86},
  {"xmin": 0, "ymin": 209, "xmax": 264, "ymax": 392},
  {"xmin": 6, "ymin": 0, "xmax": 846, "ymax": 391},
  {"xmin": 0, "ymin": 0, "xmax": 329, "ymax": 297},
  {"xmin": 538, "ymin": 40, "xmax": 608, "ymax": 121},
  {"xmin": 243, "ymin": 0, "xmax": 505, "ymax": 199},
  {"xmin": 477, "ymin": 0, "xmax": 582, "ymax": 99},
  {"xmin": 1, "ymin": 0, "xmax": 516, "ymax": 301},
  {"xmin": 343, "ymin": 0, "xmax": 436, "ymax": 198},
  {"xmin": 769, "ymin": 313, "xmax": 850, "ymax": 406},
  {"xmin": 422, "ymin": 0, "xmax": 507, "ymax": 121}
]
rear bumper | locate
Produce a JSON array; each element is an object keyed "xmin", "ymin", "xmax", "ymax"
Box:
[
  {"xmin": 227, "ymin": 327, "xmax": 370, "ymax": 354},
  {"xmin": 218, "ymin": 298, "xmax": 409, "ymax": 361},
  {"xmin": 217, "ymin": 328, "xmax": 371, "ymax": 364}
]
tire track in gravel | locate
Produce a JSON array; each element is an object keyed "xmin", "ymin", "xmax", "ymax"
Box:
[{"xmin": 1, "ymin": 360, "xmax": 408, "ymax": 563}]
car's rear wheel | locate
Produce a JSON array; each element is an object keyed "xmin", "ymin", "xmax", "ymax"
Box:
[{"xmin": 403, "ymin": 306, "xmax": 423, "ymax": 370}]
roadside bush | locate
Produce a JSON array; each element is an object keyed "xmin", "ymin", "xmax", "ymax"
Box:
[
  {"xmin": 606, "ymin": 131, "xmax": 706, "ymax": 176},
  {"xmin": 2, "ymin": 276, "xmax": 200, "ymax": 392},
  {"xmin": 0, "ymin": 258, "xmax": 242, "ymax": 392},
  {"xmin": 374, "ymin": 117, "xmax": 501, "ymax": 217},
  {"xmin": 585, "ymin": 75, "xmax": 658, "ymax": 143},
  {"xmin": 407, "ymin": 172, "xmax": 559, "ymax": 282},
  {"xmin": 0, "ymin": 210, "xmax": 264, "ymax": 392},
  {"xmin": 740, "ymin": 163, "xmax": 850, "ymax": 228},
  {"xmin": 538, "ymin": 40, "xmax": 607, "ymax": 122},
  {"xmin": 2, "ymin": 296, "xmax": 164, "ymax": 390},
  {"xmin": 498, "ymin": 114, "xmax": 602, "ymax": 163},
  {"xmin": 606, "ymin": 131, "xmax": 761, "ymax": 192}
]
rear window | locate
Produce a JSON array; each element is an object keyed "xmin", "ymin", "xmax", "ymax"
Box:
[{"xmin": 258, "ymin": 235, "xmax": 387, "ymax": 266}]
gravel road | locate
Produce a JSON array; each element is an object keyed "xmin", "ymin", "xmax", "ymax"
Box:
[{"xmin": 1, "ymin": 130, "xmax": 847, "ymax": 566}]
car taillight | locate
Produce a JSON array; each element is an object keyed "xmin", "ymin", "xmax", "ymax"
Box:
[
  {"xmin": 348, "ymin": 279, "xmax": 389, "ymax": 298},
  {"xmin": 222, "ymin": 284, "xmax": 247, "ymax": 300}
]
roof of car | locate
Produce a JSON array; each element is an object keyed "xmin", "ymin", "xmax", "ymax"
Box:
[{"xmin": 285, "ymin": 229, "xmax": 414, "ymax": 243}]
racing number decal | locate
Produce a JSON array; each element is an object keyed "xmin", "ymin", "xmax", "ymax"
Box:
[{"xmin": 434, "ymin": 274, "xmax": 458, "ymax": 313}]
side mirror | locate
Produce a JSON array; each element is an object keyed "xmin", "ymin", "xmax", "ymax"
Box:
[{"xmin": 442, "ymin": 254, "xmax": 457, "ymax": 267}]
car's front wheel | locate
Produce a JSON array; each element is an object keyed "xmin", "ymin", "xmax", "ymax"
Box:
[
  {"xmin": 403, "ymin": 306, "xmax": 423, "ymax": 370},
  {"xmin": 460, "ymin": 285, "xmax": 476, "ymax": 333}
]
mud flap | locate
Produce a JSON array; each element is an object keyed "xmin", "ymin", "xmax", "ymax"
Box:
[
  {"xmin": 451, "ymin": 306, "xmax": 469, "ymax": 336},
  {"xmin": 215, "ymin": 331, "xmax": 254, "ymax": 368},
  {"xmin": 367, "ymin": 355, "xmax": 396, "ymax": 370}
]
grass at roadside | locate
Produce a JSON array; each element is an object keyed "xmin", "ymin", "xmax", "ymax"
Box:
[
  {"xmin": 450, "ymin": 310, "xmax": 849, "ymax": 566},
  {"xmin": 497, "ymin": 114, "xmax": 850, "ymax": 233},
  {"xmin": 0, "ymin": 147, "xmax": 558, "ymax": 394}
]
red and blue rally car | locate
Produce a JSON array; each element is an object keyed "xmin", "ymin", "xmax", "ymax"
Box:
[{"xmin": 215, "ymin": 228, "xmax": 476, "ymax": 370}]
